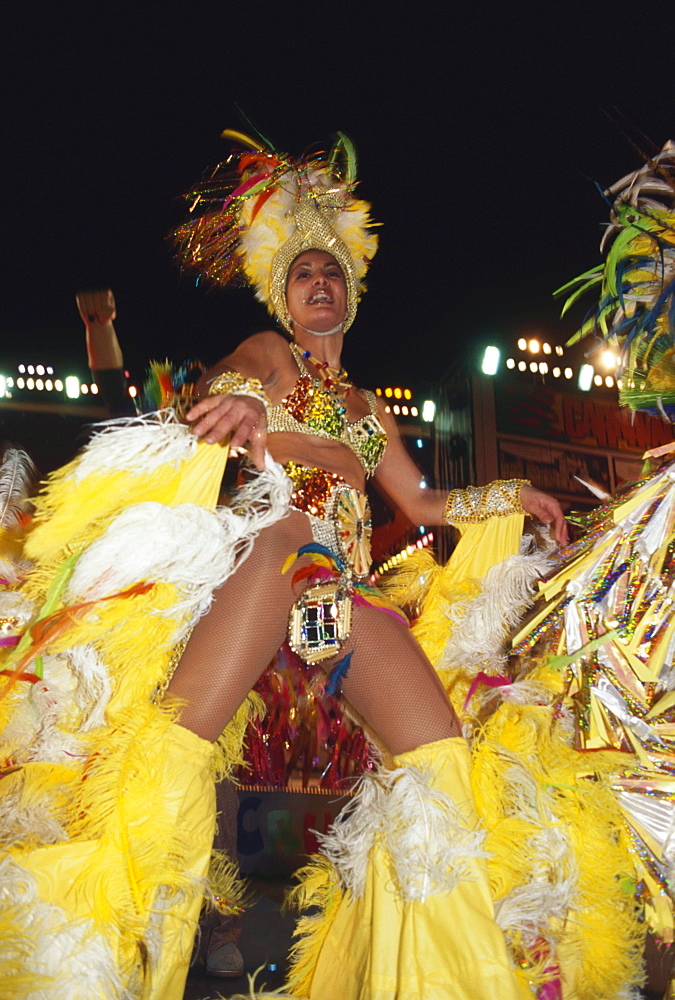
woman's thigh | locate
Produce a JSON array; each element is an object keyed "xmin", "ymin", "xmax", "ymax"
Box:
[
  {"xmin": 333, "ymin": 604, "xmax": 461, "ymax": 755},
  {"xmin": 165, "ymin": 509, "xmax": 313, "ymax": 740}
]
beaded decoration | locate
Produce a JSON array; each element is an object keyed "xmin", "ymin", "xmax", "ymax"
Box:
[
  {"xmin": 267, "ymin": 347, "xmax": 387, "ymax": 477},
  {"xmin": 207, "ymin": 370, "xmax": 270, "ymax": 409},
  {"xmin": 443, "ymin": 479, "xmax": 527, "ymax": 524}
]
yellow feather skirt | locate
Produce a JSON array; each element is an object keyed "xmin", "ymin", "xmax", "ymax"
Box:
[{"xmin": 0, "ymin": 418, "xmax": 278, "ymax": 999}]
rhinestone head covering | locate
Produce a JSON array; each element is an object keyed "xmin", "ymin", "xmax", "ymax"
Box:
[{"xmin": 172, "ymin": 130, "xmax": 379, "ymax": 333}]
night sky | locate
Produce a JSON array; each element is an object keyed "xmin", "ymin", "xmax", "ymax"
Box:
[{"xmin": 4, "ymin": 5, "xmax": 675, "ymax": 389}]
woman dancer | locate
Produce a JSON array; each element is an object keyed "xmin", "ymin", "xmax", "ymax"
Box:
[{"xmin": 0, "ymin": 131, "xmax": 564, "ymax": 1000}]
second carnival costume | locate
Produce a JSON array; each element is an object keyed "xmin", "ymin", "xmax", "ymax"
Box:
[{"xmin": 0, "ymin": 128, "xmax": 541, "ymax": 1000}]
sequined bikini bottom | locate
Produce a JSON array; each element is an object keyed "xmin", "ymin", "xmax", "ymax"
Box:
[
  {"xmin": 283, "ymin": 462, "xmax": 374, "ymax": 667},
  {"xmin": 284, "ymin": 462, "xmax": 372, "ymax": 579}
]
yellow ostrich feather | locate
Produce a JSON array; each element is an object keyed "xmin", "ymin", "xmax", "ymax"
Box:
[
  {"xmin": 284, "ymin": 855, "xmax": 344, "ymax": 999},
  {"xmin": 473, "ymin": 704, "xmax": 644, "ymax": 999}
]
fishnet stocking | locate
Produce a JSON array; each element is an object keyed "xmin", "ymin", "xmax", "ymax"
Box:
[
  {"xmin": 166, "ymin": 511, "xmax": 460, "ymax": 753},
  {"xmin": 335, "ymin": 605, "xmax": 461, "ymax": 755},
  {"xmin": 165, "ymin": 511, "xmax": 313, "ymax": 742}
]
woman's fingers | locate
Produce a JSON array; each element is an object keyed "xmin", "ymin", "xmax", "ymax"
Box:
[{"xmin": 186, "ymin": 394, "xmax": 267, "ymax": 464}]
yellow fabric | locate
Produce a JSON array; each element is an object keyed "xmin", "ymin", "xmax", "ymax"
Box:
[
  {"xmin": 387, "ymin": 509, "xmax": 646, "ymax": 997},
  {"xmin": 408, "ymin": 514, "xmax": 525, "ymax": 717},
  {"xmin": 302, "ymin": 739, "xmax": 528, "ymax": 1000},
  {"xmin": 13, "ymin": 722, "xmax": 215, "ymax": 1000},
  {"xmin": 448, "ymin": 514, "xmax": 525, "ymax": 584}
]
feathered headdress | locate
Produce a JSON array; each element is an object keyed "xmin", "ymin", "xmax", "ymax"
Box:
[
  {"xmin": 557, "ymin": 141, "xmax": 675, "ymax": 417},
  {"xmin": 172, "ymin": 129, "xmax": 379, "ymax": 333}
]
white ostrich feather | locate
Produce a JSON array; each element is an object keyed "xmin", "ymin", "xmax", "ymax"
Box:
[
  {"xmin": 67, "ymin": 645, "xmax": 111, "ymax": 731},
  {"xmin": 0, "ymin": 778, "xmax": 68, "ymax": 846},
  {"xmin": 0, "ymin": 858, "xmax": 127, "ymax": 999},
  {"xmin": 66, "ymin": 456, "xmax": 291, "ymax": 624},
  {"xmin": 0, "ymin": 448, "xmax": 36, "ymax": 529},
  {"xmin": 70, "ymin": 412, "xmax": 196, "ymax": 481},
  {"xmin": 440, "ymin": 536, "xmax": 555, "ymax": 675},
  {"xmin": 318, "ymin": 762, "xmax": 487, "ymax": 902},
  {"xmin": 0, "ymin": 651, "xmax": 102, "ymax": 762},
  {"xmin": 486, "ymin": 757, "xmax": 577, "ymax": 948},
  {"xmin": 495, "ymin": 877, "xmax": 576, "ymax": 946},
  {"xmin": 0, "ymin": 588, "xmax": 35, "ymax": 627}
]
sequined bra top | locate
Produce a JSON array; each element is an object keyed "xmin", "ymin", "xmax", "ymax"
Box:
[{"xmin": 266, "ymin": 345, "xmax": 388, "ymax": 477}]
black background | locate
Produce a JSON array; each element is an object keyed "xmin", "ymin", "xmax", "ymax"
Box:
[{"xmin": 3, "ymin": 3, "xmax": 675, "ymax": 388}]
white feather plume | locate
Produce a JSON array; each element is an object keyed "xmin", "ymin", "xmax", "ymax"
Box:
[
  {"xmin": 0, "ymin": 857, "xmax": 126, "ymax": 999},
  {"xmin": 66, "ymin": 456, "xmax": 291, "ymax": 626},
  {"xmin": 70, "ymin": 412, "xmax": 196, "ymax": 481},
  {"xmin": 318, "ymin": 762, "xmax": 487, "ymax": 902},
  {"xmin": 439, "ymin": 535, "xmax": 555, "ymax": 676},
  {"xmin": 0, "ymin": 448, "xmax": 36, "ymax": 530}
]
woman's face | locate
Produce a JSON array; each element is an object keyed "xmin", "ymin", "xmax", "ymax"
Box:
[{"xmin": 285, "ymin": 250, "xmax": 347, "ymax": 335}]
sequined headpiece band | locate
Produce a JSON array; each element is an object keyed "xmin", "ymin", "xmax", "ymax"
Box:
[{"xmin": 172, "ymin": 130, "xmax": 379, "ymax": 333}]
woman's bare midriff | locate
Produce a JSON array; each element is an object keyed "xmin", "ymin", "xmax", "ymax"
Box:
[{"xmin": 267, "ymin": 431, "xmax": 367, "ymax": 492}]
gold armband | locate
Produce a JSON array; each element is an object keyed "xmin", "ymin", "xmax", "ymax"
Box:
[
  {"xmin": 443, "ymin": 479, "xmax": 528, "ymax": 524},
  {"xmin": 207, "ymin": 370, "xmax": 270, "ymax": 408}
]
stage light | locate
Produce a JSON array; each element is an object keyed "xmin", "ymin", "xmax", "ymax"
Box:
[
  {"xmin": 65, "ymin": 376, "xmax": 80, "ymax": 399},
  {"xmin": 422, "ymin": 400, "xmax": 436, "ymax": 422},
  {"xmin": 578, "ymin": 364, "xmax": 594, "ymax": 391},
  {"xmin": 481, "ymin": 346, "xmax": 500, "ymax": 375},
  {"xmin": 528, "ymin": 339, "xmax": 540, "ymax": 353}
]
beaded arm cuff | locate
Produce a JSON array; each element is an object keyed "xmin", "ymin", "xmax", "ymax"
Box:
[
  {"xmin": 443, "ymin": 479, "xmax": 528, "ymax": 524},
  {"xmin": 207, "ymin": 370, "xmax": 270, "ymax": 408}
]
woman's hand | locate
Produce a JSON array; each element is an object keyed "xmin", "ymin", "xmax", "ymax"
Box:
[
  {"xmin": 520, "ymin": 483, "xmax": 569, "ymax": 547},
  {"xmin": 76, "ymin": 289, "xmax": 117, "ymax": 327},
  {"xmin": 186, "ymin": 394, "xmax": 268, "ymax": 471}
]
